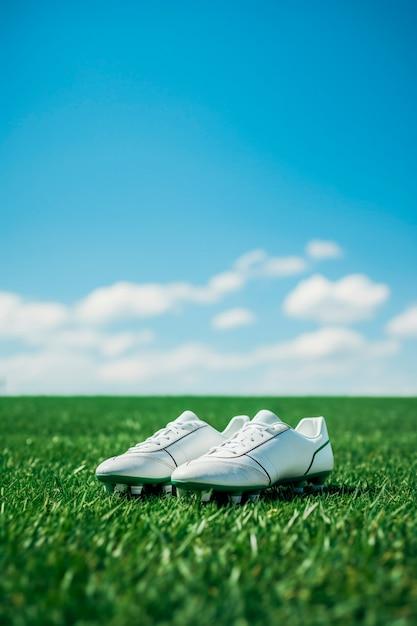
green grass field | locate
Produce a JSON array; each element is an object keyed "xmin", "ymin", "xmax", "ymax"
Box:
[{"xmin": 1, "ymin": 396, "xmax": 416, "ymax": 626}]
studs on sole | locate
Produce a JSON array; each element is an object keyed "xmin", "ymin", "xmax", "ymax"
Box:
[
  {"xmin": 200, "ymin": 490, "xmax": 212, "ymax": 503},
  {"xmin": 102, "ymin": 475, "xmax": 330, "ymax": 501},
  {"xmin": 114, "ymin": 483, "xmax": 128, "ymax": 494},
  {"xmin": 310, "ymin": 476, "xmax": 327, "ymax": 492},
  {"xmin": 309, "ymin": 474, "xmax": 329, "ymax": 492},
  {"xmin": 293, "ymin": 481, "xmax": 306, "ymax": 494},
  {"xmin": 312, "ymin": 483, "xmax": 324, "ymax": 492}
]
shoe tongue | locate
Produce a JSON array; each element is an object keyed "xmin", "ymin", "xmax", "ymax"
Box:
[
  {"xmin": 175, "ymin": 410, "xmax": 201, "ymax": 424},
  {"xmin": 252, "ymin": 410, "xmax": 282, "ymax": 426}
]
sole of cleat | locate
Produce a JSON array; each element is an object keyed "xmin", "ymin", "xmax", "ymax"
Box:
[
  {"xmin": 130, "ymin": 485, "xmax": 143, "ymax": 496},
  {"xmin": 172, "ymin": 470, "xmax": 331, "ymax": 502}
]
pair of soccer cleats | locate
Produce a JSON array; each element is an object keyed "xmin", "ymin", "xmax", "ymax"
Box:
[{"xmin": 95, "ymin": 409, "xmax": 334, "ymax": 503}]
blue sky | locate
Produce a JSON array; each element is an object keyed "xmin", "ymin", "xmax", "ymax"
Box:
[{"xmin": 1, "ymin": 0, "xmax": 416, "ymax": 394}]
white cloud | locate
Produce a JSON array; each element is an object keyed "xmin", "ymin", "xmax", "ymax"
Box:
[
  {"xmin": 75, "ymin": 282, "xmax": 175, "ymax": 323},
  {"xmin": 0, "ymin": 290, "xmax": 154, "ymax": 356},
  {"xmin": 211, "ymin": 308, "xmax": 256, "ymax": 330},
  {"xmin": 283, "ymin": 274, "xmax": 390, "ymax": 324},
  {"xmin": 385, "ymin": 305, "xmax": 417, "ymax": 338},
  {"xmin": 96, "ymin": 325, "xmax": 399, "ymax": 397},
  {"xmin": 247, "ymin": 239, "xmax": 343, "ymax": 279},
  {"xmin": 98, "ymin": 327, "xmax": 398, "ymax": 385},
  {"xmin": 75, "ymin": 271, "xmax": 248, "ymax": 324},
  {"xmin": 233, "ymin": 249, "xmax": 267, "ymax": 273},
  {"xmin": 2, "ymin": 242, "xmax": 408, "ymax": 395},
  {"xmin": 0, "ymin": 325, "xmax": 402, "ymax": 394},
  {"xmin": 0, "ymin": 350, "xmax": 98, "ymax": 394},
  {"xmin": 0, "ymin": 248, "xmax": 312, "ymax": 336},
  {"xmin": 93, "ymin": 328, "xmax": 398, "ymax": 393},
  {"xmin": 205, "ymin": 271, "xmax": 245, "ymax": 300},
  {"xmin": 253, "ymin": 327, "xmax": 397, "ymax": 363},
  {"xmin": 306, "ymin": 239, "xmax": 343, "ymax": 259},
  {"xmin": 292, "ymin": 326, "xmax": 363, "ymax": 358},
  {"xmin": 255, "ymin": 326, "xmax": 365, "ymax": 360},
  {"xmin": 234, "ymin": 249, "xmax": 308, "ymax": 278},
  {"xmin": 40, "ymin": 328, "xmax": 154, "ymax": 357},
  {"xmin": 0, "ymin": 291, "xmax": 69, "ymax": 341},
  {"xmin": 262, "ymin": 256, "xmax": 308, "ymax": 277},
  {"xmin": 98, "ymin": 343, "xmax": 250, "ymax": 384},
  {"xmin": 74, "ymin": 250, "xmax": 309, "ymax": 325}
]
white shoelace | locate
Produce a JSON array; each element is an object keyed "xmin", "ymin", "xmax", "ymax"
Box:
[
  {"xmin": 208, "ymin": 422, "xmax": 273, "ymax": 455},
  {"xmin": 128, "ymin": 421, "xmax": 197, "ymax": 451}
]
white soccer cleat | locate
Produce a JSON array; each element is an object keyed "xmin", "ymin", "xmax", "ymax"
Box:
[
  {"xmin": 171, "ymin": 410, "xmax": 334, "ymax": 498},
  {"xmin": 96, "ymin": 410, "xmax": 249, "ymax": 495}
]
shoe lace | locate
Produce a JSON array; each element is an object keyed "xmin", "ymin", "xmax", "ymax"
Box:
[
  {"xmin": 128, "ymin": 421, "xmax": 196, "ymax": 451},
  {"xmin": 209, "ymin": 422, "xmax": 272, "ymax": 455}
]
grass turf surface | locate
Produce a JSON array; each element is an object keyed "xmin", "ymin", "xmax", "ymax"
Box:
[{"xmin": 1, "ymin": 396, "xmax": 416, "ymax": 626}]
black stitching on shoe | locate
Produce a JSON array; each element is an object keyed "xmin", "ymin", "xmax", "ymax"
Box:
[{"xmin": 247, "ymin": 454, "xmax": 272, "ymax": 485}]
